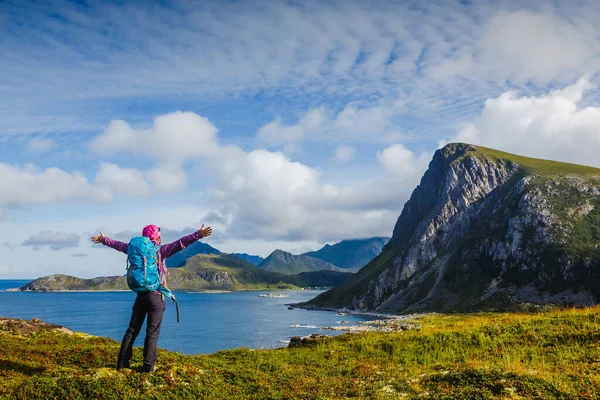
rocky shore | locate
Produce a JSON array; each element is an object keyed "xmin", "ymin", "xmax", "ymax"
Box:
[{"xmin": 322, "ymin": 318, "xmax": 421, "ymax": 332}]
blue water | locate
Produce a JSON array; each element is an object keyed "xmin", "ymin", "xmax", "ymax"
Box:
[{"xmin": 0, "ymin": 280, "xmax": 373, "ymax": 355}]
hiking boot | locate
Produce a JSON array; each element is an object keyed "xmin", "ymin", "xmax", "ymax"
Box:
[{"xmin": 116, "ymin": 361, "xmax": 130, "ymax": 370}]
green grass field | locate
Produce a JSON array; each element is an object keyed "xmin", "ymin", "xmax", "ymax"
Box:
[
  {"xmin": 463, "ymin": 144, "xmax": 600, "ymax": 177},
  {"xmin": 2, "ymin": 306, "xmax": 600, "ymax": 399}
]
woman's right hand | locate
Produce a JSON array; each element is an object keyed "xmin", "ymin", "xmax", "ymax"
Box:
[{"xmin": 91, "ymin": 231, "xmax": 106, "ymax": 244}]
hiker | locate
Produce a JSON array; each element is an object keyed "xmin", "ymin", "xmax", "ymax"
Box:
[{"xmin": 91, "ymin": 224, "xmax": 212, "ymax": 372}]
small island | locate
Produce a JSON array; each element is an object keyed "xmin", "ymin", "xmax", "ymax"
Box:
[{"xmin": 16, "ymin": 254, "xmax": 353, "ymax": 293}]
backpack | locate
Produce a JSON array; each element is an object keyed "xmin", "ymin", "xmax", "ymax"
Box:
[
  {"xmin": 126, "ymin": 236, "xmax": 161, "ymax": 293},
  {"xmin": 125, "ymin": 236, "xmax": 181, "ymax": 322}
]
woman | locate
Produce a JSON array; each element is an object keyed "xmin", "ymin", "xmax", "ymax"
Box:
[{"xmin": 91, "ymin": 223, "xmax": 212, "ymax": 372}]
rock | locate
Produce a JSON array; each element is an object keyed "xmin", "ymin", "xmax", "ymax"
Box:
[
  {"xmin": 288, "ymin": 334, "xmax": 328, "ymax": 348},
  {"xmin": 308, "ymin": 143, "xmax": 600, "ymax": 313},
  {"xmin": 0, "ymin": 317, "xmax": 74, "ymax": 336}
]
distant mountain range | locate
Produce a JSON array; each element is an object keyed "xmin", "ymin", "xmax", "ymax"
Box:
[
  {"xmin": 163, "ymin": 237, "xmax": 388, "ymax": 275},
  {"xmin": 20, "ymin": 253, "xmax": 353, "ymax": 292},
  {"xmin": 258, "ymin": 249, "xmax": 344, "ymax": 275},
  {"xmin": 231, "ymin": 253, "xmax": 264, "ymax": 266},
  {"xmin": 20, "ymin": 234, "xmax": 387, "ymax": 292},
  {"xmin": 302, "ymin": 237, "xmax": 389, "ymax": 271}
]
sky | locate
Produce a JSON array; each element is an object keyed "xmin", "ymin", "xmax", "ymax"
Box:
[{"xmin": 2, "ymin": 0, "xmax": 600, "ymax": 279}]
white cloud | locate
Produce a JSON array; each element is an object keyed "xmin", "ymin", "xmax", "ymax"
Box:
[
  {"xmin": 334, "ymin": 145, "xmax": 356, "ymax": 162},
  {"xmin": 208, "ymin": 145, "xmax": 427, "ymax": 242},
  {"xmin": 257, "ymin": 108, "xmax": 324, "ymax": 147},
  {"xmin": 147, "ymin": 163, "xmax": 188, "ymax": 193},
  {"xmin": 89, "ymin": 112, "xmax": 219, "ymax": 194},
  {"xmin": 27, "ymin": 138, "xmax": 54, "ymax": 153},
  {"xmin": 95, "ymin": 162, "xmax": 150, "ymax": 197},
  {"xmin": 90, "ymin": 111, "xmax": 431, "ymax": 243},
  {"xmin": 22, "ymin": 231, "xmax": 81, "ymax": 251},
  {"xmin": 257, "ymin": 119, "xmax": 305, "ymax": 147},
  {"xmin": 427, "ymin": 8, "xmax": 600, "ymax": 85},
  {"xmin": 90, "ymin": 111, "xmax": 219, "ymax": 161},
  {"xmin": 95, "ymin": 162, "xmax": 189, "ymax": 195},
  {"xmin": 257, "ymin": 103, "xmax": 403, "ymax": 147},
  {"xmin": 377, "ymin": 144, "xmax": 420, "ymax": 175},
  {"xmin": 0, "ymin": 163, "xmax": 112, "ymax": 208},
  {"xmin": 452, "ymin": 77, "xmax": 600, "ymax": 167},
  {"xmin": 0, "ymin": 157, "xmax": 189, "ymax": 214},
  {"xmin": 2, "ymin": 1, "xmax": 600, "ymax": 142},
  {"xmin": 480, "ymin": 10, "xmax": 596, "ymax": 83}
]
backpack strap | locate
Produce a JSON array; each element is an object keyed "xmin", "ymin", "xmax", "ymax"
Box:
[{"xmin": 158, "ymin": 285, "xmax": 180, "ymax": 323}]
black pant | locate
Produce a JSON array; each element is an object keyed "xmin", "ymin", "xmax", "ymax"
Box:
[{"xmin": 117, "ymin": 292, "xmax": 165, "ymax": 372}]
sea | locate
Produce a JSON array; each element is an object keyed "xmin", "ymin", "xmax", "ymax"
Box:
[{"xmin": 0, "ymin": 280, "xmax": 375, "ymax": 355}]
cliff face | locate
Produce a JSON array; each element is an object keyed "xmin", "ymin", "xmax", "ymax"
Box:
[{"xmin": 309, "ymin": 143, "xmax": 600, "ymax": 313}]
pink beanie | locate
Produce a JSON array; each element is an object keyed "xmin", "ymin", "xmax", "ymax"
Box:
[{"xmin": 142, "ymin": 224, "xmax": 161, "ymax": 241}]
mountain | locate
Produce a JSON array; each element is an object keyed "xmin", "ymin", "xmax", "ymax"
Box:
[
  {"xmin": 259, "ymin": 249, "xmax": 345, "ymax": 275},
  {"xmin": 165, "ymin": 254, "xmax": 293, "ymax": 290},
  {"xmin": 303, "ymin": 237, "xmax": 389, "ymax": 271},
  {"xmin": 230, "ymin": 253, "xmax": 265, "ymax": 266},
  {"xmin": 19, "ymin": 254, "xmax": 352, "ymax": 292},
  {"xmin": 305, "ymin": 143, "xmax": 600, "ymax": 313},
  {"xmin": 19, "ymin": 274, "xmax": 127, "ymax": 291},
  {"xmin": 165, "ymin": 241, "xmax": 221, "ymax": 268}
]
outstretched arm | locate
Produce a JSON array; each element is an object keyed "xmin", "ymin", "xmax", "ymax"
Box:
[
  {"xmin": 159, "ymin": 225, "xmax": 213, "ymax": 259},
  {"xmin": 91, "ymin": 231, "xmax": 128, "ymax": 254}
]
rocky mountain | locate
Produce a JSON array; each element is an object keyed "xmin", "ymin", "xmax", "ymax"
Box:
[
  {"xmin": 19, "ymin": 274, "xmax": 127, "ymax": 291},
  {"xmin": 19, "ymin": 254, "xmax": 352, "ymax": 292},
  {"xmin": 230, "ymin": 253, "xmax": 265, "ymax": 266},
  {"xmin": 165, "ymin": 241, "xmax": 221, "ymax": 268},
  {"xmin": 305, "ymin": 143, "xmax": 600, "ymax": 313},
  {"xmin": 303, "ymin": 237, "xmax": 389, "ymax": 272},
  {"xmin": 259, "ymin": 249, "xmax": 345, "ymax": 275}
]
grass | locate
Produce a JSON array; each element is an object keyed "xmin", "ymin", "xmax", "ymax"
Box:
[
  {"xmin": 2, "ymin": 306, "xmax": 600, "ymax": 399},
  {"xmin": 463, "ymin": 144, "xmax": 600, "ymax": 177}
]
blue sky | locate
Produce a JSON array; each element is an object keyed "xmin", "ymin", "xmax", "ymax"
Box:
[{"xmin": 2, "ymin": 0, "xmax": 600, "ymax": 279}]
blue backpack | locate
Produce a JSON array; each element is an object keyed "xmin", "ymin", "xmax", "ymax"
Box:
[
  {"xmin": 126, "ymin": 236, "xmax": 161, "ymax": 293},
  {"xmin": 125, "ymin": 236, "xmax": 181, "ymax": 322}
]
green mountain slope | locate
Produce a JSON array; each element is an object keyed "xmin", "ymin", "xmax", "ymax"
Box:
[
  {"xmin": 259, "ymin": 249, "xmax": 345, "ymax": 275},
  {"xmin": 303, "ymin": 237, "xmax": 389, "ymax": 271},
  {"xmin": 305, "ymin": 143, "xmax": 600, "ymax": 313},
  {"xmin": 164, "ymin": 242, "xmax": 221, "ymax": 268},
  {"xmin": 19, "ymin": 254, "xmax": 352, "ymax": 292}
]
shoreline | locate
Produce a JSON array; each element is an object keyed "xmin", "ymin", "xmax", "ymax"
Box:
[
  {"xmin": 2, "ymin": 287, "xmax": 328, "ymax": 294},
  {"xmin": 4, "ymin": 289, "xmax": 132, "ymax": 293},
  {"xmin": 286, "ymin": 303, "xmax": 427, "ymax": 319}
]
